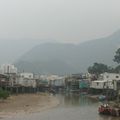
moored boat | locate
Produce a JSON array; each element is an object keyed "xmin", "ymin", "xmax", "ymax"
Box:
[{"xmin": 98, "ymin": 104, "xmax": 120, "ymax": 117}]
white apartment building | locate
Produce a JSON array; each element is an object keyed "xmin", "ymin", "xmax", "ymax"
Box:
[
  {"xmin": 90, "ymin": 72, "xmax": 120, "ymax": 90},
  {"xmin": 20, "ymin": 73, "xmax": 34, "ymax": 79},
  {"xmin": 16, "ymin": 73, "xmax": 36, "ymax": 88},
  {"xmin": 16, "ymin": 77, "xmax": 36, "ymax": 88},
  {"xmin": 0, "ymin": 64, "xmax": 17, "ymax": 74}
]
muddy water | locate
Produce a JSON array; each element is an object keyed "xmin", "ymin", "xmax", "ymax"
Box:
[{"xmin": 3, "ymin": 94, "xmax": 120, "ymax": 120}]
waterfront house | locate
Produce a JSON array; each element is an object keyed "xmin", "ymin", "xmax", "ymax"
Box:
[
  {"xmin": 90, "ymin": 72, "xmax": 120, "ymax": 97},
  {"xmin": 16, "ymin": 72, "xmax": 36, "ymax": 88},
  {"xmin": 16, "ymin": 77, "xmax": 36, "ymax": 88},
  {"xmin": 0, "ymin": 64, "xmax": 18, "ymax": 87},
  {"xmin": 20, "ymin": 73, "xmax": 34, "ymax": 79},
  {"xmin": 0, "ymin": 74, "xmax": 9, "ymax": 87},
  {"xmin": 65, "ymin": 73, "xmax": 89, "ymax": 93},
  {"xmin": 90, "ymin": 72, "xmax": 120, "ymax": 89},
  {"xmin": 35, "ymin": 75, "xmax": 50, "ymax": 92},
  {"xmin": 49, "ymin": 76, "xmax": 65, "ymax": 91}
]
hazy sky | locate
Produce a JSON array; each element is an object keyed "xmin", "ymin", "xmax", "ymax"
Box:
[{"xmin": 0, "ymin": 0, "xmax": 120, "ymax": 64}]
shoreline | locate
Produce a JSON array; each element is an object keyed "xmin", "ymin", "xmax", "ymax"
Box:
[{"xmin": 0, "ymin": 93, "xmax": 59, "ymax": 119}]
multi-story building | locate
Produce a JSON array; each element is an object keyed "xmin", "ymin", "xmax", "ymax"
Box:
[
  {"xmin": 20, "ymin": 73, "xmax": 34, "ymax": 79},
  {"xmin": 0, "ymin": 64, "xmax": 17, "ymax": 74},
  {"xmin": 90, "ymin": 72, "xmax": 120, "ymax": 90},
  {"xmin": 0, "ymin": 64, "xmax": 17, "ymax": 86},
  {"xmin": 16, "ymin": 73, "xmax": 36, "ymax": 88}
]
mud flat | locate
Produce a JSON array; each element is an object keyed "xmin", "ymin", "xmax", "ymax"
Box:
[{"xmin": 0, "ymin": 93, "xmax": 59, "ymax": 119}]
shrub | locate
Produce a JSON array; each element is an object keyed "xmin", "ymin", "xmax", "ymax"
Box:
[{"xmin": 0, "ymin": 88, "xmax": 9, "ymax": 100}]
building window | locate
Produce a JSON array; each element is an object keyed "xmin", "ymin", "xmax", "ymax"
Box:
[
  {"xmin": 112, "ymin": 81, "xmax": 114, "ymax": 85},
  {"xmin": 106, "ymin": 76, "xmax": 109, "ymax": 78},
  {"xmin": 116, "ymin": 76, "xmax": 119, "ymax": 78},
  {"xmin": 97, "ymin": 82, "xmax": 99, "ymax": 86}
]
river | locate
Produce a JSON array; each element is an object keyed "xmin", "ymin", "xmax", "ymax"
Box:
[{"xmin": 3, "ymin": 94, "xmax": 120, "ymax": 120}]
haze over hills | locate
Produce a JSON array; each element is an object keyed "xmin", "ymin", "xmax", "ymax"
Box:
[{"xmin": 15, "ymin": 30, "xmax": 120, "ymax": 75}]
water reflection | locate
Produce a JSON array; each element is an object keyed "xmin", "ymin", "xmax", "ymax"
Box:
[
  {"xmin": 56, "ymin": 94, "xmax": 119, "ymax": 120},
  {"xmin": 98, "ymin": 115, "xmax": 119, "ymax": 120},
  {"xmin": 59, "ymin": 93, "xmax": 97, "ymax": 107}
]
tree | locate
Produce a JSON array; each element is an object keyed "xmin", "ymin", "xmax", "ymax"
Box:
[
  {"xmin": 107, "ymin": 66, "xmax": 115, "ymax": 73},
  {"xmin": 113, "ymin": 48, "xmax": 120, "ymax": 73},
  {"xmin": 88, "ymin": 63, "xmax": 109, "ymax": 75},
  {"xmin": 0, "ymin": 88, "xmax": 9, "ymax": 100},
  {"xmin": 114, "ymin": 65, "xmax": 120, "ymax": 73},
  {"xmin": 114, "ymin": 48, "xmax": 120, "ymax": 64}
]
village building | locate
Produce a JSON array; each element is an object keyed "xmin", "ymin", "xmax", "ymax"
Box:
[
  {"xmin": 48, "ymin": 76, "xmax": 65, "ymax": 91},
  {"xmin": 65, "ymin": 73, "xmax": 90, "ymax": 93},
  {"xmin": 0, "ymin": 74, "xmax": 9, "ymax": 88},
  {"xmin": 16, "ymin": 73, "xmax": 36, "ymax": 88},
  {"xmin": 90, "ymin": 72, "xmax": 120, "ymax": 90},
  {"xmin": 0, "ymin": 64, "xmax": 17, "ymax": 87},
  {"xmin": 20, "ymin": 73, "xmax": 34, "ymax": 79},
  {"xmin": 90, "ymin": 72, "xmax": 120, "ymax": 99},
  {"xmin": 0, "ymin": 64, "xmax": 17, "ymax": 74}
]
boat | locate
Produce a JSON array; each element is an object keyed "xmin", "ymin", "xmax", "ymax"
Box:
[
  {"xmin": 98, "ymin": 104, "xmax": 111, "ymax": 115},
  {"xmin": 98, "ymin": 95, "xmax": 106, "ymax": 101},
  {"xmin": 98, "ymin": 103, "xmax": 120, "ymax": 116}
]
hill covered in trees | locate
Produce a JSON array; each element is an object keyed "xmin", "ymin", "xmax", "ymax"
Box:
[{"xmin": 15, "ymin": 30, "xmax": 120, "ymax": 75}]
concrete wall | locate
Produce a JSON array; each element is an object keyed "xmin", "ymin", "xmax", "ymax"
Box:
[
  {"xmin": 20, "ymin": 73, "xmax": 34, "ymax": 79},
  {"xmin": 16, "ymin": 77, "xmax": 36, "ymax": 88}
]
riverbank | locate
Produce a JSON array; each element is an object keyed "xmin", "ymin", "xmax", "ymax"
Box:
[{"xmin": 0, "ymin": 93, "xmax": 59, "ymax": 118}]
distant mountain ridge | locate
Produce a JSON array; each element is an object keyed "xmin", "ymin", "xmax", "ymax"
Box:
[{"xmin": 15, "ymin": 30, "xmax": 120, "ymax": 75}]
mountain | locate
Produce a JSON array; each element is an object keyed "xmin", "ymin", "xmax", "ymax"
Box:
[{"xmin": 15, "ymin": 30, "xmax": 120, "ymax": 75}]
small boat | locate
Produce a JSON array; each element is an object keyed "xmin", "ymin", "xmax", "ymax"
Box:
[
  {"xmin": 98, "ymin": 104, "xmax": 120, "ymax": 117},
  {"xmin": 98, "ymin": 95, "xmax": 106, "ymax": 101},
  {"xmin": 98, "ymin": 104, "xmax": 110, "ymax": 115}
]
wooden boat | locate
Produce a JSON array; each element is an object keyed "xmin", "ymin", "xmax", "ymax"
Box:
[
  {"xmin": 98, "ymin": 104, "xmax": 120, "ymax": 117},
  {"xmin": 98, "ymin": 104, "xmax": 110, "ymax": 114}
]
